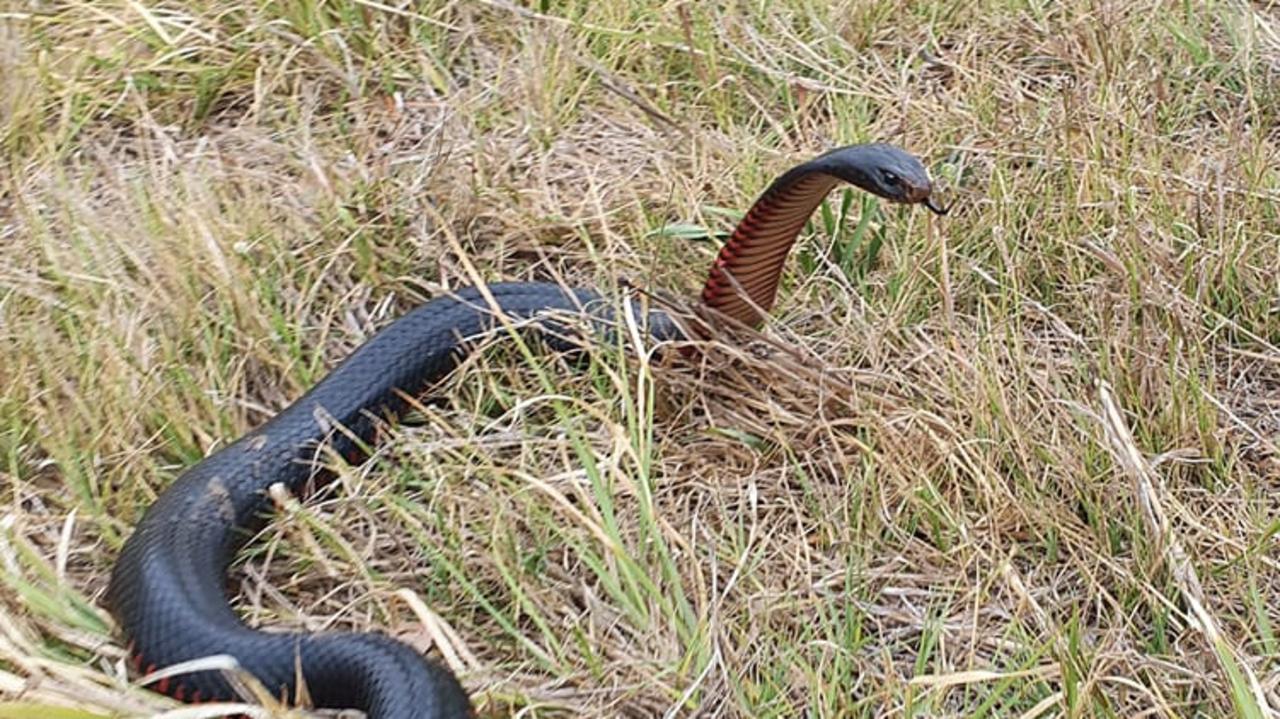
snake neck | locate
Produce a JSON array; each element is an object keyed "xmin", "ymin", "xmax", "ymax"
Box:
[{"xmin": 699, "ymin": 170, "xmax": 840, "ymax": 326}]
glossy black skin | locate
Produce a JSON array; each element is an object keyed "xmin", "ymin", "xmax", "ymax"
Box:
[
  {"xmin": 783, "ymin": 143, "xmax": 948, "ymax": 214},
  {"xmin": 106, "ymin": 143, "xmax": 942, "ymax": 719},
  {"xmin": 108, "ymin": 284, "xmax": 681, "ymax": 719}
]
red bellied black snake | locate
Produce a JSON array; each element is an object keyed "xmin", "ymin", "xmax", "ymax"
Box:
[{"xmin": 106, "ymin": 143, "xmax": 946, "ymax": 718}]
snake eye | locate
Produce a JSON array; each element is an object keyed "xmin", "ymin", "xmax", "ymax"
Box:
[{"xmin": 880, "ymin": 169, "xmax": 901, "ymax": 187}]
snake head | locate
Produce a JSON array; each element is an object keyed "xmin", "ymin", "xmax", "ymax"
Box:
[{"xmin": 815, "ymin": 143, "xmax": 950, "ymax": 215}]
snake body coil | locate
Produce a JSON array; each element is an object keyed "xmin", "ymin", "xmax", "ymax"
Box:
[{"xmin": 107, "ymin": 144, "xmax": 943, "ymax": 718}]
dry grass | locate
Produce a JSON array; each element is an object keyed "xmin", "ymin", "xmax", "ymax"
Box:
[{"xmin": 2, "ymin": 1, "xmax": 1279, "ymax": 717}]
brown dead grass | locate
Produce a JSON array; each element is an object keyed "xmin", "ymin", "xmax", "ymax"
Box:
[{"xmin": 1, "ymin": 1, "xmax": 1278, "ymax": 718}]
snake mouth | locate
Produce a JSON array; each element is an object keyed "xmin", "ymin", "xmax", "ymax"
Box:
[{"xmin": 904, "ymin": 183, "xmax": 948, "ymax": 215}]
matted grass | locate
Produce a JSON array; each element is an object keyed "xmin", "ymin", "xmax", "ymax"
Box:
[{"xmin": 1, "ymin": 1, "xmax": 1278, "ymax": 717}]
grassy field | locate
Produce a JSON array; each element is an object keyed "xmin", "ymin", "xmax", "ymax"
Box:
[{"xmin": 2, "ymin": 1, "xmax": 1279, "ymax": 717}]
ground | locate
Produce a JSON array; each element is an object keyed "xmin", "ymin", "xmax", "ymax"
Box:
[{"xmin": 1, "ymin": 1, "xmax": 1278, "ymax": 717}]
